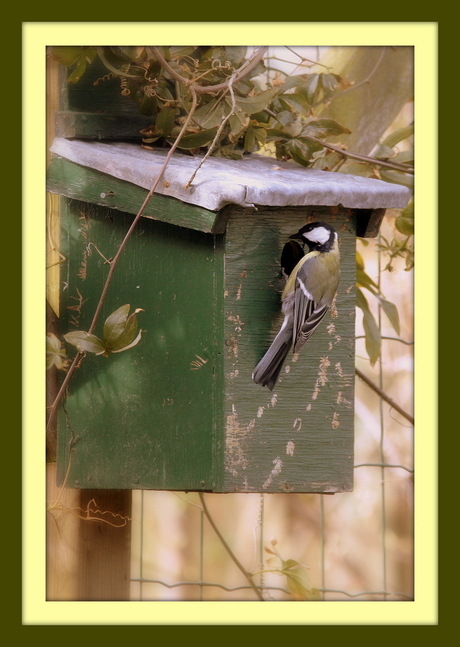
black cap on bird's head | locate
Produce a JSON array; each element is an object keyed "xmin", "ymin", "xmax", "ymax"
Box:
[{"xmin": 289, "ymin": 221, "xmax": 337, "ymax": 252}]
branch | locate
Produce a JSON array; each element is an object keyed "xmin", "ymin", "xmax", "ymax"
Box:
[
  {"xmin": 149, "ymin": 46, "xmax": 268, "ymax": 94},
  {"xmin": 198, "ymin": 493, "xmax": 265, "ymax": 601},
  {"xmin": 355, "ymin": 367, "xmax": 414, "ymax": 425},
  {"xmin": 46, "ymin": 89, "xmax": 199, "ymax": 434},
  {"xmin": 304, "ymin": 135, "xmax": 414, "ymax": 174}
]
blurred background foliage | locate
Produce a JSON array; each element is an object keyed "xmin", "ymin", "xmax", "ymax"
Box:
[
  {"xmin": 49, "ymin": 44, "xmax": 414, "ymax": 366},
  {"xmin": 47, "ymin": 45, "xmax": 414, "ymax": 601}
]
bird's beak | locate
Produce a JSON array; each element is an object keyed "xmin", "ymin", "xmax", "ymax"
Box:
[{"xmin": 289, "ymin": 232, "xmax": 304, "ymax": 241}]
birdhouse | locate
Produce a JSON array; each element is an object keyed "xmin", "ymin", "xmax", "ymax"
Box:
[{"xmin": 47, "ymin": 136, "xmax": 410, "ymax": 494}]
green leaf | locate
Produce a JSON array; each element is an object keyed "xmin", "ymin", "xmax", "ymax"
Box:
[
  {"xmin": 303, "ymin": 73, "xmax": 320, "ymax": 103},
  {"xmin": 155, "ymin": 106, "xmax": 178, "ymax": 137},
  {"xmin": 233, "ymin": 88, "xmax": 278, "ymax": 116},
  {"xmin": 375, "ymin": 296, "xmax": 401, "ymax": 335},
  {"xmin": 112, "ymin": 328, "xmax": 143, "ymax": 354},
  {"xmin": 67, "ymin": 57, "xmax": 88, "ymax": 84},
  {"xmin": 356, "ymin": 267, "xmax": 379, "ymax": 293},
  {"xmin": 278, "ymin": 93, "xmax": 311, "ymax": 116},
  {"xmin": 49, "ymin": 46, "xmax": 87, "ymax": 66},
  {"xmin": 167, "ymin": 127, "xmax": 218, "ymax": 149},
  {"xmin": 110, "ymin": 309, "xmax": 144, "ymax": 352},
  {"xmin": 103, "ymin": 304, "xmax": 130, "ymax": 347},
  {"xmin": 244, "ymin": 129, "xmax": 256, "ymax": 152},
  {"xmin": 284, "ymin": 570, "xmax": 312, "ymax": 600},
  {"xmin": 379, "ymin": 170, "xmax": 414, "ymax": 189},
  {"xmin": 266, "ymin": 127, "xmax": 293, "ymax": 140},
  {"xmin": 395, "ymin": 201, "xmax": 414, "ymax": 236},
  {"xmin": 321, "ymin": 73, "xmax": 339, "ymax": 93},
  {"xmin": 356, "ymin": 288, "xmax": 381, "ymax": 365},
  {"xmin": 64, "ymin": 331, "xmax": 106, "ymax": 355},
  {"xmin": 46, "ymin": 333, "xmax": 68, "ymax": 370},
  {"xmin": 373, "ymin": 144, "xmax": 396, "ymax": 160},
  {"xmin": 286, "ymin": 139, "xmax": 317, "ymax": 166},
  {"xmin": 382, "ymin": 124, "xmax": 414, "ymax": 149},
  {"xmin": 192, "ymin": 98, "xmax": 228, "ymax": 129},
  {"xmin": 223, "ymin": 46, "xmax": 247, "ymax": 68},
  {"xmin": 392, "ymin": 149, "xmax": 414, "ymax": 165},
  {"xmin": 302, "ymin": 118, "xmax": 351, "ymax": 138}
]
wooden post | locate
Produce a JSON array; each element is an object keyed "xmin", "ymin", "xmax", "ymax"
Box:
[{"xmin": 77, "ymin": 490, "xmax": 132, "ymax": 601}]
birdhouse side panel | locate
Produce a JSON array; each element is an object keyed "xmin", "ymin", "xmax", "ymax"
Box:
[
  {"xmin": 56, "ymin": 199, "xmax": 222, "ymax": 490},
  {"xmin": 221, "ymin": 206, "xmax": 356, "ymax": 493}
]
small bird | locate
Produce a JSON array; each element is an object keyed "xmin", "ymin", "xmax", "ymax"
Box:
[{"xmin": 252, "ymin": 221, "xmax": 340, "ymax": 390}]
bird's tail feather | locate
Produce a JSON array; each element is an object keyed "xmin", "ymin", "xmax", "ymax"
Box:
[{"xmin": 252, "ymin": 328, "xmax": 292, "ymax": 391}]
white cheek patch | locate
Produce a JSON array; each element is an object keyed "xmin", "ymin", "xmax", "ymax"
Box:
[
  {"xmin": 297, "ymin": 276, "xmax": 313, "ymax": 300},
  {"xmin": 304, "ymin": 226, "xmax": 329, "ymax": 245}
]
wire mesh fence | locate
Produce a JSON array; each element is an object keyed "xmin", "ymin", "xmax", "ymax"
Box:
[{"xmin": 129, "ymin": 220, "xmax": 414, "ymax": 602}]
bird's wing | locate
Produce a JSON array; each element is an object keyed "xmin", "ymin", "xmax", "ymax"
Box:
[{"xmin": 292, "ymin": 255, "xmax": 329, "ymax": 353}]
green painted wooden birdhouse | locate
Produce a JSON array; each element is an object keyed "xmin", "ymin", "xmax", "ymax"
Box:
[{"xmin": 47, "ymin": 135, "xmax": 410, "ymax": 494}]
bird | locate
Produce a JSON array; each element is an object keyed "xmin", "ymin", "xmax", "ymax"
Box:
[{"xmin": 252, "ymin": 221, "xmax": 340, "ymax": 390}]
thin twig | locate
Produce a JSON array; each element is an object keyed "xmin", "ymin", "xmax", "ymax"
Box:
[
  {"xmin": 185, "ymin": 72, "xmax": 239, "ymax": 189},
  {"xmin": 303, "ymin": 135, "xmax": 414, "ymax": 174},
  {"xmin": 355, "ymin": 367, "xmax": 414, "ymax": 425},
  {"xmin": 46, "ymin": 89, "xmax": 199, "ymax": 434},
  {"xmin": 198, "ymin": 493, "xmax": 264, "ymax": 601},
  {"xmin": 264, "ymin": 107, "xmax": 413, "ymax": 174}
]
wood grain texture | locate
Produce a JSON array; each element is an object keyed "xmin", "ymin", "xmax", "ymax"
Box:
[
  {"xmin": 56, "ymin": 199, "xmax": 355, "ymax": 493},
  {"xmin": 47, "ymin": 157, "xmax": 225, "ymax": 234},
  {"xmin": 57, "ymin": 199, "xmax": 222, "ymax": 491},
  {"xmin": 220, "ymin": 206, "xmax": 356, "ymax": 493},
  {"xmin": 77, "ymin": 489, "xmax": 132, "ymax": 601}
]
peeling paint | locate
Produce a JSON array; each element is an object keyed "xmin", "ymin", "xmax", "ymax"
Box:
[
  {"xmin": 332, "ymin": 412, "xmax": 340, "ymax": 428},
  {"xmin": 257, "ymin": 406, "xmax": 265, "ymax": 418},
  {"xmin": 286, "ymin": 441, "xmax": 295, "ymax": 456},
  {"xmin": 227, "ymin": 314, "xmax": 245, "ymax": 332},
  {"xmin": 312, "ymin": 356, "xmax": 331, "ymax": 400},
  {"xmin": 337, "ymin": 391, "xmax": 353, "ymax": 407},
  {"xmin": 270, "ymin": 394, "xmax": 278, "ymax": 407},
  {"xmin": 263, "ymin": 456, "xmax": 283, "ymax": 489},
  {"xmin": 293, "ymin": 418, "xmax": 302, "ymax": 432},
  {"xmin": 190, "ymin": 354, "xmax": 208, "ymax": 370},
  {"xmin": 225, "ymin": 407, "xmax": 249, "ymax": 476}
]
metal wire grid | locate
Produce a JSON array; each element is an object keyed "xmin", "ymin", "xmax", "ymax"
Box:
[
  {"xmin": 129, "ymin": 231, "xmax": 414, "ymax": 602},
  {"xmin": 130, "ymin": 467, "xmax": 413, "ymax": 601}
]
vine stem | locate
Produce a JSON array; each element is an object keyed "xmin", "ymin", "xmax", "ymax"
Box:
[
  {"xmin": 47, "ymin": 48, "xmax": 272, "ymax": 434},
  {"xmin": 198, "ymin": 493, "xmax": 264, "ymax": 601},
  {"xmin": 304, "ymin": 135, "xmax": 414, "ymax": 174},
  {"xmin": 149, "ymin": 46, "xmax": 268, "ymax": 95},
  {"xmin": 46, "ymin": 89, "xmax": 199, "ymax": 434},
  {"xmin": 355, "ymin": 367, "xmax": 414, "ymax": 425}
]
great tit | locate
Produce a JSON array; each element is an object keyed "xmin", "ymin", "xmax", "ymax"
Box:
[{"xmin": 252, "ymin": 221, "xmax": 340, "ymax": 390}]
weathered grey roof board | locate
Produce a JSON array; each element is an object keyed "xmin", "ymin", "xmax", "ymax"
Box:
[{"xmin": 50, "ymin": 138, "xmax": 411, "ymax": 213}]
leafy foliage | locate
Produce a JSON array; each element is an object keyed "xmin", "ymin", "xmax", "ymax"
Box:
[
  {"xmin": 357, "ymin": 247, "xmax": 402, "ymax": 364},
  {"xmin": 48, "ymin": 45, "xmax": 414, "ymax": 364},
  {"xmin": 49, "ymin": 45, "xmax": 354, "ymax": 165},
  {"xmin": 264, "ymin": 539, "xmax": 321, "ymax": 600},
  {"xmin": 63, "ymin": 304, "xmax": 144, "ymax": 359},
  {"xmin": 46, "ymin": 333, "xmax": 69, "ymax": 370}
]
